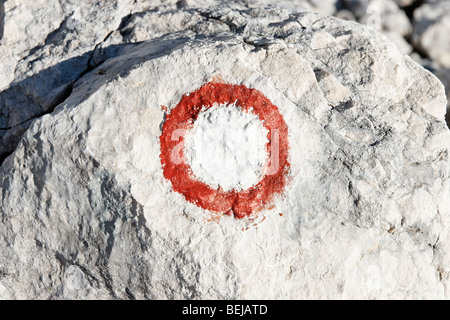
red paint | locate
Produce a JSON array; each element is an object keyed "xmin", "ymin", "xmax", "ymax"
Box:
[{"xmin": 159, "ymin": 82, "xmax": 290, "ymax": 219}]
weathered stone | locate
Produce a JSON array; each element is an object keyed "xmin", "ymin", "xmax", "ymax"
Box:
[
  {"xmin": 0, "ymin": 0, "xmax": 179, "ymax": 162},
  {"xmin": 1, "ymin": 6, "xmax": 449, "ymax": 300}
]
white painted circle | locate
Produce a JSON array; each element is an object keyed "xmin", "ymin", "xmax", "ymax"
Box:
[{"xmin": 184, "ymin": 103, "xmax": 269, "ymax": 192}]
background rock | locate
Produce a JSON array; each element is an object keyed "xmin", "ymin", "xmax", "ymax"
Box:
[
  {"xmin": 393, "ymin": 0, "xmax": 415, "ymax": 6},
  {"xmin": 0, "ymin": 5, "xmax": 449, "ymax": 299},
  {"xmin": 412, "ymin": 0, "xmax": 450, "ymax": 68},
  {"xmin": 343, "ymin": 0, "xmax": 413, "ymax": 36}
]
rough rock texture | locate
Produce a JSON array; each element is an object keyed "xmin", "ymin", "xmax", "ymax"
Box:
[
  {"xmin": 1, "ymin": 5, "xmax": 449, "ymax": 299},
  {"xmin": 337, "ymin": 0, "xmax": 450, "ymax": 124},
  {"xmin": 1, "ymin": 0, "xmax": 449, "ymax": 164},
  {"xmin": 435, "ymin": 67, "xmax": 450, "ymax": 123},
  {"xmin": 0, "ymin": 0, "xmax": 179, "ymax": 162},
  {"xmin": 412, "ymin": 55, "xmax": 450, "ymax": 125},
  {"xmin": 0, "ymin": 0, "xmax": 336, "ymax": 164}
]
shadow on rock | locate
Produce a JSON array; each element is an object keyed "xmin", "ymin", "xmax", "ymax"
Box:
[{"xmin": 0, "ymin": 35, "xmax": 190, "ymax": 166}]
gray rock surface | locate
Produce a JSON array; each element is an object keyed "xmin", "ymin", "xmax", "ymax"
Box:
[
  {"xmin": 2, "ymin": 0, "xmax": 449, "ymax": 164},
  {"xmin": 0, "ymin": 0, "xmax": 341, "ymax": 163},
  {"xmin": 414, "ymin": 55, "xmax": 450, "ymax": 125},
  {"xmin": 343, "ymin": 0, "xmax": 412, "ymax": 36},
  {"xmin": 1, "ymin": 5, "xmax": 449, "ymax": 299},
  {"xmin": 0, "ymin": 0, "xmax": 178, "ymax": 161},
  {"xmin": 412, "ymin": 0, "xmax": 450, "ymax": 68}
]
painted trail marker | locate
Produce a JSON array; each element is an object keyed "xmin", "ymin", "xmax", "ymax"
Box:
[{"xmin": 160, "ymin": 82, "xmax": 290, "ymax": 218}]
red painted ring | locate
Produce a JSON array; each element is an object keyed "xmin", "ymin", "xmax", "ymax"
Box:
[{"xmin": 159, "ymin": 82, "xmax": 290, "ymax": 219}]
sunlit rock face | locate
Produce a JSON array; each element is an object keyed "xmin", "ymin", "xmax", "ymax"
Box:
[{"xmin": 0, "ymin": 3, "xmax": 449, "ymax": 300}]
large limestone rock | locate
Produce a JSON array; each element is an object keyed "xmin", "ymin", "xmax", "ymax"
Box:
[{"xmin": 1, "ymin": 6, "xmax": 450, "ymax": 299}]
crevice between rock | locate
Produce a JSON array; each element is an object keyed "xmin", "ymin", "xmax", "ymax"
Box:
[{"xmin": 0, "ymin": 20, "xmax": 130, "ymax": 167}]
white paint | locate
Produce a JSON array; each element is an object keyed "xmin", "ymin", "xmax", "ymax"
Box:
[{"xmin": 184, "ymin": 103, "xmax": 269, "ymax": 192}]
